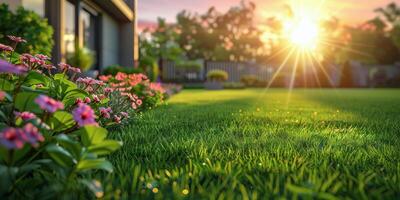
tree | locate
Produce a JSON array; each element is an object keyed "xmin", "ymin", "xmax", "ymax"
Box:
[
  {"xmin": 0, "ymin": 4, "xmax": 54, "ymax": 55},
  {"xmin": 175, "ymin": 1, "xmax": 266, "ymax": 62}
]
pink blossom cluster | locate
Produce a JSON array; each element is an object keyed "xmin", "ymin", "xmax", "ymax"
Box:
[
  {"xmin": 72, "ymin": 103, "xmax": 98, "ymax": 127},
  {"xmin": 35, "ymin": 95, "xmax": 64, "ymax": 113},
  {"xmin": 0, "ymin": 123, "xmax": 44, "ymax": 150}
]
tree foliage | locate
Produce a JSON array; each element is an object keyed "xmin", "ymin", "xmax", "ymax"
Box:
[
  {"xmin": 0, "ymin": 4, "xmax": 54, "ymax": 55},
  {"xmin": 175, "ymin": 2, "xmax": 266, "ymax": 62}
]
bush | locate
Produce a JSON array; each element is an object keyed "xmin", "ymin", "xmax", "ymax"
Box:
[
  {"xmin": 207, "ymin": 70, "xmax": 228, "ymax": 82},
  {"xmin": 0, "ymin": 35, "xmax": 171, "ymax": 198},
  {"xmin": 66, "ymin": 46, "xmax": 95, "ymax": 72},
  {"xmin": 139, "ymin": 56, "xmax": 159, "ymax": 82},
  {"xmin": 0, "ymin": 4, "xmax": 53, "ymax": 55},
  {"xmin": 223, "ymin": 82, "xmax": 246, "ymax": 89},
  {"xmin": 240, "ymin": 75, "xmax": 258, "ymax": 86},
  {"xmin": 176, "ymin": 61, "xmax": 202, "ymax": 70},
  {"xmin": 0, "ymin": 36, "xmax": 122, "ymax": 198},
  {"xmin": 103, "ymin": 65, "xmax": 143, "ymax": 76}
]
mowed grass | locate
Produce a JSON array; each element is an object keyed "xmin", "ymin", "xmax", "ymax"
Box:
[{"xmin": 103, "ymin": 89, "xmax": 400, "ymax": 199}]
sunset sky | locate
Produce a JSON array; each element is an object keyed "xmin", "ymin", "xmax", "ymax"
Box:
[{"xmin": 138, "ymin": 0, "xmax": 394, "ymax": 28}]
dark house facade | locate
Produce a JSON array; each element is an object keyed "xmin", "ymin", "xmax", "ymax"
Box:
[{"xmin": 0, "ymin": 0, "xmax": 139, "ymax": 70}]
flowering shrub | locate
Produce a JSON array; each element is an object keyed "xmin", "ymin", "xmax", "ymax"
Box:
[
  {"xmin": 99, "ymin": 72, "xmax": 165, "ymax": 113},
  {"xmin": 0, "ymin": 36, "xmax": 122, "ymax": 198}
]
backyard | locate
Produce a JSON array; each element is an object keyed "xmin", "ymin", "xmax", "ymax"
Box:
[{"xmin": 105, "ymin": 89, "xmax": 400, "ymax": 199}]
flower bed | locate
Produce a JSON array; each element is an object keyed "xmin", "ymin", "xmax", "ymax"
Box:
[{"xmin": 0, "ymin": 36, "xmax": 171, "ymax": 198}]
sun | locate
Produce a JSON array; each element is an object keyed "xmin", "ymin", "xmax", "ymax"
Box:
[{"xmin": 285, "ymin": 17, "xmax": 320, "ymax": 50}]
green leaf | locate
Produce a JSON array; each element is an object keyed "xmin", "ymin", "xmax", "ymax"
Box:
[
  {"xmin": 0, "ymin": 78, "xmax": 14, "ymax": 91},
  {"xmin": 76, "ymin": 159, "xmax": 113, "ymax": 172},
  {"xmin": 88, "ymin": 140, "xmax": 122, "ymax": 156},
  {"xmin": 14, "ymin": 92, "xmax": 42, "ymax": 113},
  {"xmin": 73, "ymin": 125, "xmax": 108, "ymax": 147},
  {"xmin": 47, "ymin": 111, "xmax": 75, "ymax": 132},
  {"xmin": 62, "ymin": 89, "xmax": 87, "ymax": 107},
  {"xmin": 54, "ymin": 73, "xmax": 77, "ymax": 93},
  {"xmin": 46, "ymin": 144, "xmax": 76, "ymax": 167},
  {"xmin": 56, "ymin": 134, "xmax": 82, "ymax": 159},
  {"xmin": 24, "ymin": 71, "xmax": 50, "ymax": 86}
]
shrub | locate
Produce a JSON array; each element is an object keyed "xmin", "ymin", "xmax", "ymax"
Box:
[
  {"xmin": 176, "ymin": 61, "xmax": 202, "ymax": 70},
  {"xmin": 0, "ymin": 36, "xmax": 122, "ymax": 198},
  {"xmin": 223, "ymin": 82, "xmax": 246, "ymax": 89},
  {"xmin": 139, "ymin": 55, "xmax": 159, "ymax": 82},
  {"xmin": 66, "ymin": 46, "xmax": 95, "ymax": 72},
  {"xmin": 98, "ymin": 72, "xmax": 166, "ymax": 113},
  {"xmin": 240, "ymin": 75, "xmax": 258, "ymax": 86},
  {"xmin": 207, "ymin": 70, "xmax": 228, "ymax": 82},
  {"xmin": 0, "ymin": 4, "xmax": 53, "ymax": 55},
  {"xmin": 103, "ymin": 65, "xmax": 143, "ymax": 76}
]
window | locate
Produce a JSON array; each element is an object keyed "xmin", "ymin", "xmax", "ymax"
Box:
[
  {"xmin": 64, "ymin": 1, "xmax": 75, "ymax": 54},
  {"xmin": 81, "ymin": 6, "xmax": 99, "ymax": 69},
  {"xmin": 22, "ymin": 0, "xmax": 45, "ymax": 17}
]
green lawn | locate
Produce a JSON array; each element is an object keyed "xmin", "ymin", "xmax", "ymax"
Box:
[{"xmin": 104, "ymin": 89, "xmax": 400, "ymax": 199}]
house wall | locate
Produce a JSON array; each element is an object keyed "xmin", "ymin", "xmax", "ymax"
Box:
[
  {"xmin": 101, "ymin": 14, "xmax": 119, "ymax": 67},
  {"xmin": 0, "ymin": 0, "xmax": 22, "ymax": 10}
]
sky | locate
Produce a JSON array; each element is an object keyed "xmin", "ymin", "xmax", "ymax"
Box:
[{"xmin": 138, "ymin": 0, "xmax": 395, "ymax": 29}]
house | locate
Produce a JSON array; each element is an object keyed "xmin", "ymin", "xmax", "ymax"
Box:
[{"xmin": 0, "ymin": 0, "xmax": 139, "ymax": 71}]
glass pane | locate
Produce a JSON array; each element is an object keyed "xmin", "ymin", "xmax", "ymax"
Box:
[
  {"xmin": 64, "ymin": 1, "xmax": 75, "ymax": 54},
  {"xmin": 81, "ymin": 8, "xmax": 98, "ymax": 69},
  {"xmin": 22, "ymin": 0, "xmax": 45, "ymax": 17}
]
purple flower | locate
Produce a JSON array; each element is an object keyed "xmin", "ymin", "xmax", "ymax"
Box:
[
  {"xmin": 7, "ymin": 35, "xmax": 27, "ymax": 43},
  {"xmin": 0, "ymin": 127, "xmax": 25, "ymax": 150},
  {"xmin": 34, "ymin": 95, "xmax": 64, "ymax": 113},
  {"xmin": 0, "ymin": 43, "xmax": 13, "ymax": 52},
  {"xmin": 22, "ymin": 123, "xmax": 44, "ymax": 147},
  {"xmin": 72, "ymin": 103, "xmax": 97, "ymax": 127},
  {"xmin": 0, "ymin": 59, "xmax": 27, "ymax": 74},
  {"xmin": 14, "ymin": 111, "xmax": 36, "ymax": 121}
]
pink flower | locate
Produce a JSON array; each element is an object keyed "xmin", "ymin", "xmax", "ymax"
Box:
[
  {"xmin": 113, "ymin": 115, "xmax": 122, "ymax": 124},
  {"xmin": 43, "ymin": 64, "xmax": 56, "ymax": 71},
  {"xmin": 0, "ymin": 127, "xmax": 25, "ymax": 149},
  {"xmin": 104, "ymin": 87, "xmax": 113, "ymax": 94},
  {"xmin": 58, "ymin": 63, "xmax": 71, "ymax": 72},
  {"xmin": 120, "ymin": 112, "xmax": 129, "ymax": 118},
  {"xmin": 35, "ymin": 54, "xmax": 50, "ymax": 60},
  {"xmin": 92, "ymin": 95, "xmax": 100, "ymax": 103},
  {"xmin": 136, "ymin": 99, "xmax": 143, "ymax": 106},
  {"xmin": 115, "ymin": 72, "xmax": 127, "ymax": 81},
  {"xmin": 72, "ymin": 103, "xmax": 97, "ymax": 127},
  {"xmin": 22, "ymin": 123, "xmax": 44, "ymax": 147},
  {"xmin": 34, "ymin": 95, "xmax": 64, "ymax": 113},
  {"xmin": 7, "ymin": 35, "xmax": 27, "ymax": 43},
  {"xmin": 75, "ymin": 98, "xmax": 83, "ymax": 105},
  {"xmin": 0, "ymin": 91, "xmax": 6, "ymax": 101},
  {"xmin": 0, "ymin": 59, "xmax": 27, "ymax": 74},
  {"xmin": 0, "ymin": 43, "xmax": 13, "ymax": 52},
  {"xmin": 84, "ymin": 97, "xmax": 91, "ymax": 104},
  {"xmin": 77, "ymin": 77, "xmax": 103, "ymax": 86},
  {"xmin": 99, "ymin": 75, "xmax": 112, "ymax": 82},
  {"xmin": 131, "ymin": 102, "xmax": 137, "ymax": 110},
  {"xmin": 99, "ymin": 107, "xmax": 112, "ymax": 119},
  {"xmin": 14, "ymin": 111, "xmax": 36, "ymax": 121},
  {"xmin": 69, "ymin": 67, "xmax": 81, "ymax": 73}
]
